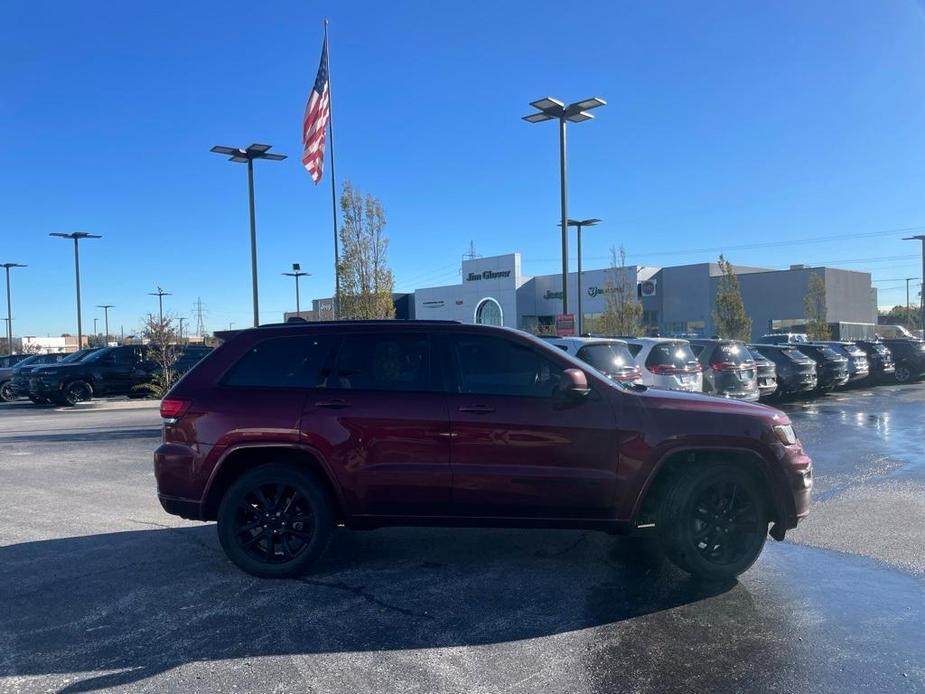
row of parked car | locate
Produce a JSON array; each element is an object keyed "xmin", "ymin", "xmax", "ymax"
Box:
[
  {"xmin": 0, "ymin": 344, "xmax": 211, "ymax": 405},
  {"xmin": 543, "ymin": 332, "xmax": 925, "ymax": 401}
]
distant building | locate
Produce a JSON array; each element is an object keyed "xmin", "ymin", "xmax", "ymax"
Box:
[
  {"xmin": 19, "ymin": 335, "xmax": 88, "ymax": 354},
  {"xmin": 298, "ymin": 252, "xmax": 879, "ymax": 343}
]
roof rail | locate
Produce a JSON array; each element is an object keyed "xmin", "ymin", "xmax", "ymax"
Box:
[{"xmin": 258, "ymin": 319, "xmax": 462, "ymax": 328}]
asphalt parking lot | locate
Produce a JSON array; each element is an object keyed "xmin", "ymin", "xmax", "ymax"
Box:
[{"xmin": 1, "ymin": 387, "xmax": 923, "ymax": 694}]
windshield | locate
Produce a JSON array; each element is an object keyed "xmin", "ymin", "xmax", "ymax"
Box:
[
  {"xmin": 576, "ymin": 343, "xmax": 636, "ymax": 374},
  {"xmin": 61, "ymin": 349, "xmax": 96, "ymax": 363},
  {"xmin": 646, "ymin": 342, "xmax": 698, "ymax": 369},
  {"xmin": 14, "ymin": 355, "xmax": 41, "ymax": 368},
  {"xmin": 83, "ymin": 347, "xmax": 115, "ymax": 363}
]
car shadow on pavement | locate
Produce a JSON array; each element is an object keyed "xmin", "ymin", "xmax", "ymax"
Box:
[
  {"xmin": 0, "ymin": 428, "xmax": 161, "ymax": 444},
  {"xmin": 0, "ymin": 524, "xmax": 747, "ymax": 692}
]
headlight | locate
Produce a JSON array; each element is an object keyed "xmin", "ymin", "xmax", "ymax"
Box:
[{"xmin": 773, "ymin": 424, "xmax": 798, "ymax": 446}]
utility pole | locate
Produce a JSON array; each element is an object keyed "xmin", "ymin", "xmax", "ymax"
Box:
[
  {"xmin": 93, "ymin": 318, "xmax": 98, "ymax": 337},
  {"xmin": 149, "ymin": 286, "xmax": 171, "ymax": 323},
  {"xmin": 178, "ymin": 317, "xmax": 186, "ymax": 343},
  {"xmin": 1, "ymin": 263, "xmax": 26, "ymax": 355},
  {"xmin": 905, "ymin": 277, "xmax": 920, "ymax": 329},
  {"xmin": 903, "ymin": 235, "xmax": 925, "ymax": 333},
  {"xmin": 97, "ymin": 305, "xmax": 114, "ymax": 345}
]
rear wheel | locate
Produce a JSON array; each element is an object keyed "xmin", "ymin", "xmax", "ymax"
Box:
[
  {"xmin": 217, "ymin": 464, "xmax": 334, "ymax": 578},
  {"xmin": 895, "ymin": 365, "xmax": 912, "ymax": 384},
  {"xmin": 658, "ymin": 464, "xmax": 768, "ymax": 581},
  {"xmin": 0, "ymin": 381, "xmax": 14, "ymax": 402},
  {"xmin": 62, "ymin": 380, "xmax": 93, "ymax": 405}
]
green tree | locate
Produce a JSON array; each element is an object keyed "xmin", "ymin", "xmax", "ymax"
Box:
[
  {"xmin": 804, "ymin": 272, "xmax": 831, "ymax": 340},
  {"xmin": 336, "ymin": 180, "xmax": 395, "ymax": 320},
  {"xmin": 596, "ymin": 245, "xmax": 643, "ymax": 337},
  {"xmin": 712, "ymin": 255, "xmax": 752, "ymax": 341},
  {"xmin": 879, "ymin": 304, "xmax": 922, "ymax": 331},
  {"xmin": 134, "ymin": 313, "xmax": 180, "ymax": 399}
]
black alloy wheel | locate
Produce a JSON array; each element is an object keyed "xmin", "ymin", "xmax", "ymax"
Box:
[
  {"xmin": 0, "ymin": 381, "xmax": 14, "ymax": 402},
  {"xmin": 63, "ymin": 381, "xmax": 93, "ymax": 405},
  {"xmin": 659, "ymin": 464, "xmax": 768, "ymax": 581},
  {"xmin": 894, "ymin": 365, "xmax": 912, "ymax": 384},
  {"xmin": 217, "ymin": 464, "xmax": 333, "ymax": 578}
]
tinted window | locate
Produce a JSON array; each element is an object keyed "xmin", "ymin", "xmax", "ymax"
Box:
[
  {"xmin": 645, "ymin": 342, "xmax": 698, "ymax": 369},
  {"xmin": 715, "ymin": 343, "xmax": 753, "ymax": 365},
  {"xmin": 576, "ymin": 343, "xmax": 635, "ymax": 374},
  {"xmin": 224, "ymin": 335, "xmax": 333, "ymax": 388},
  {"xmin": 334, "ymin": 333, "xmax": 431, "ymax": 392},
  {"xmin": 627, "ymin": 343, "xmax": 643, "ymax": 357},
  {"xmin": 450, "ymin": 334, "xmax": 562, "ymax": 397}
]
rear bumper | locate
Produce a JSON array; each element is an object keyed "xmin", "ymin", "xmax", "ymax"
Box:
[{"xmin": 157, "ymin": 493, "xmax": 203, "ymax": 520}]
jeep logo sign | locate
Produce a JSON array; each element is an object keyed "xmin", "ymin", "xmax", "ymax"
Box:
[{"xmin": 466, "ymin": 270, "xmax": 511, "ymax": 282}]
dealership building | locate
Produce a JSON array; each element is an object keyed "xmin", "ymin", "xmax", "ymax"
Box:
[
  {"xmin": 298, "ymin": 252, "xmax": 879, "ymax": 343},
  {"xmin": 412, "ymin": 252, "xmax": 878, "ymax": 342}
]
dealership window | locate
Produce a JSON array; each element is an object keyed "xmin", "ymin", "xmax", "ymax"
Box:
[{"xmin": 474, "ymin": 297, "xmax": 503, "ymax": 326}]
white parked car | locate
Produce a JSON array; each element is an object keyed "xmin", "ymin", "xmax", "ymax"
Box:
[
  {"xmin": 541, "ymin": 337, "xmax": 642, "ymax": 383},
  {"xmin": 624, "ymin": 338, "xmax": 703, "ymax": 392}
]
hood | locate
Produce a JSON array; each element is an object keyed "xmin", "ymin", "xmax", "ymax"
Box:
[
  {"xmin": 631, "ymin": 386, "xmax": 786, "ymax": 422},
  {"xmin": 32, "ymin": 363, "xmax": 85, "ymax": 376}
]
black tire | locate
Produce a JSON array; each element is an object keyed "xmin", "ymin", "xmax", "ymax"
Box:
[
  {"xmin": 894, "ymin": 365, "xmax": 912, "ymax": 384},
  {"xmin": 658, "ymin": 464, "xmax": 768, "ymax": 581},
  {"xmin": 62, "ymin": 380, "xmax": 93, "ymax": 406},
  {"xmin": 0, "ymin": 381, "xmax": 14, "ymax": 402},
  {"xmin": 217, "ymin": 463, "xmax": 334, "ymax": 578}
]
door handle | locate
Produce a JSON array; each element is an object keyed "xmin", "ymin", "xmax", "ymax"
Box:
[
  {"xmin": 458, "ymin": 405, "xmax": 495, "ymax": 414},
  {"xmin": 314, "ymin": 399, "xmax": 352, "ymax": 409}
]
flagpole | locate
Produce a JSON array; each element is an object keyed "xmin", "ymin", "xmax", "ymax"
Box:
[{"xmin": 325, "ymin": 18, "xmax": 340, "ymax": 320}]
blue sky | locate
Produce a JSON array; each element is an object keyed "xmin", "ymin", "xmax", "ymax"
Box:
[{"xmin": 3, "ymin": 0, "xmax": 925, "ymax": 336}]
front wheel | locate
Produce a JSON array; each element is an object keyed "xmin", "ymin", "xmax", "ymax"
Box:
[
  {"xmin": 658, "ymin": 464, "xmax": 768, "ymax": 581},
  {"xmin": 62, "ymin": 380, "xmax": 93, "ymax": 406},
  {"xmin": 895, "ymin": 365, "xmax": 912, "ymax": 384},
  {"xmin": 217, "ymin": 464, "xmax": 334, "ymax": 578}
]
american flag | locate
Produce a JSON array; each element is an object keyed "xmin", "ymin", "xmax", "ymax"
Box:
[{"xmin": 302, "ymin": 35, "xmax": 331, "ymax": 184}]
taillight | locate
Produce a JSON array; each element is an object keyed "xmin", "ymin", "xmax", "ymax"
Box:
[
  {"xmin": 710, "ymin": 361, "xmax": 737, "ymax": 371},
  {"xmin": 160, "ymin": 398, "xmax": 190, "ymax": 419},
  {"xmin": 648, "ymin": 364, "xmax": 678, "ymax": 375}
]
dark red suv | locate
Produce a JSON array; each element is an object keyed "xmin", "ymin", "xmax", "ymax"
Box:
[{"xmin": 154, "ymin": 321, "xmax": 812, "ymax": 580}]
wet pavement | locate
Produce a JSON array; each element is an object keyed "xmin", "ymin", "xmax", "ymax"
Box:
[{"xmin": 0, "ymin": 385, "xmax": 923, "ymax": 693}]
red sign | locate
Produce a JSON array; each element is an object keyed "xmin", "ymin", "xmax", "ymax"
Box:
[{"xmin": 555, "ymin": 313, "xmax": 576, "ymax": 336}]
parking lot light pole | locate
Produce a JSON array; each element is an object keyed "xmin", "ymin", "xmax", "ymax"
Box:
[
  {"xmin": 211, "ymin": 144, "xmax": 287, "ymax": 327},
  {"xmin": 97, "ymin": 305, "xmax": 113, "ymax": 345},
  {"xmin": 562, "ymin": 219, "xmax": 601, "ymax": 335},
  {"xmin": 148, "ymin": 286, "xmax": 171, "ymax": 323},
  {"xmin": 283, "ymin": 263, "xmax": 310, "ymax": 315},
  {"xmin": 1, "ymin": 263, "xmax": 26, "ymax": 355},
  {"xmin": 50, "ymin": 232, "xmax": 102, "ymax": 348},
  {"xmin": 903, "ymin": 235, "xmax": 925, "ymax": 332},
  {"xmin": 904, "ymin": 277, "xmax": 920, "ymax": 330},
  {"xmin": 523, "ymin": 97, "xmax": 606, "ymax": 317}
]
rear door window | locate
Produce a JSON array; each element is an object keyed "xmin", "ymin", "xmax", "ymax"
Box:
[
  {"xmin": 333, "ymin": 333, "xmax": 432, "ymax": 392},
  {"xmin": 224, "ymin": 335, "xmax": 334, "ymax": 388}
]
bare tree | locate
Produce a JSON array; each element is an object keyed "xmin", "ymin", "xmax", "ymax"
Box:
[
  {"xmin": 336, "ymin": 180, "xmax": 395, "ymax": 320},
  {"xmin": 596, "ymin": 245, "xmax": 643, "ymax": 337},
  {"xmin": 713, "ymin": 255, "xmax": 752, "ymax": 341}
]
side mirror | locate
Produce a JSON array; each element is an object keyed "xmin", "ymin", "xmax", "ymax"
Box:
[{"xmin": 557, "ymin": 368, "xmax": 591, "ymax": 400}]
